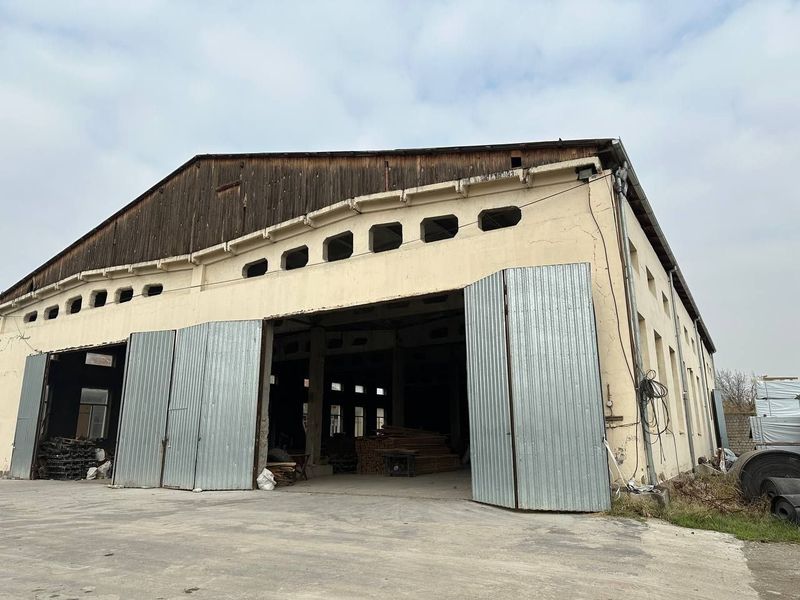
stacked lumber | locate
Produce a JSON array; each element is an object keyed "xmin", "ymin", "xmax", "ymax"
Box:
[
  {"xmin": 37, "ymin": 437, "xmax": 97, "ymax": 480},
  {"xmin": 355, "ymin": 426, "xmax": 461, "ymax": 475},
  {"xmin": 266, "ymin": 462, "xmax": 297, "ymax": 486}
]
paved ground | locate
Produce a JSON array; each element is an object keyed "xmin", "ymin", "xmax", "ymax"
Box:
[{"xmin": 0, "ymin": 477, "xmax": 793, "ymax": 599}]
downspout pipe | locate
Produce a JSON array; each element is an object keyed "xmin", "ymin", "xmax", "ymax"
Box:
[
  {"xmin": 694, "ymin": 319, "xmax": 715, "ymax": 454},
  {"xmin": 669, "ymin": 269, "xmax": 697, "ymax": 469},
  {"xmin": 614, "ymin": 164, "xmax": 657, "ymax": 485}
]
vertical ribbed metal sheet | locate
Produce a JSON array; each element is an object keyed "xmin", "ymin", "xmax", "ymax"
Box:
[
  {"xmin": 162, "ymin": 323, "xmax": 208, "ymax": 490},
  {"xmin": 194, "ymin": 320, "xmax": 262, "ymax": 490},
  {"xmin": 711, "ymin": 389, "xmax": 729, "ymax": 448},
  {"xmin": 9, "ymin": 353, "xmax": 49, "ymax": 479},
  {"xmin": 506, "ymin": 264, "xmax": 610, "ymax": 511},
  {"xmin": 464, "ymin": 272, "xmax": 516, "ymax": 509},
  {"xmin": 113, "ymin": 330, "xmax": 176, "ymax": 488}
]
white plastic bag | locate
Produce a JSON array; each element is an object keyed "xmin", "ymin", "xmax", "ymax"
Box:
[
  {"xmin": 86, "ymin": 467, "xmax": 98, "ymax": 480},
  {"xmin": 96, "ymin": 460, "xmax": 112, "ymax": 478},
  {"xmin": 257, "ymin": 468, "xmax": 276, "ymax": 491}
]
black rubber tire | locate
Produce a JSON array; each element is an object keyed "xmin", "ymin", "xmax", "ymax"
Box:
[
  {"xmin": 760, "ymin": 477, "xmax": 800, "ymax": 499},
  {"xmin": 730, "ymin": 450, "xmax": 800, "ymax": 500},
  {"xmin": 771, "ymin": 495, "xmax": 800, "ymax": 524}
]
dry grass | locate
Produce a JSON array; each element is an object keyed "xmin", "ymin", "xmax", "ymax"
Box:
[{"xmin": 608, "ymin": 473, "xmax": 800, "ymax": 543}]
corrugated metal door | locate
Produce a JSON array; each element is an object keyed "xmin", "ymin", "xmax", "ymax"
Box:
[
  {"xmin": 506, "ymin": 264, "xmax": 610, "ymax": 511},
  {"xmin": 194, "ymin": 320, "xmax": 263, "ymax": 490},
  {"xmin": 162, "ymin": 323, "xmax": 208, "ymax": 490},
  {"xmin": 9, "ymin": 353, "xmax": 49, "ymax": 479},
  {"xmin": 113, "ymin": 330, "xmax": 176, "ymax": 488},
  {"xmin": 464, "ymin": 272, "xmax": 516, "ymax": 509}
]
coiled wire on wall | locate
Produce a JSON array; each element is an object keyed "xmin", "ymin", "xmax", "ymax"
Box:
[{"xmin": 638, "ymin": 369, "xmax": 672, "ymax": 461}]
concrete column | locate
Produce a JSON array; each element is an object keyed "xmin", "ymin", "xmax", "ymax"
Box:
[
  {"xmin": 391, "ymin": 337, "xmax": 405, "ymax": 426},
  {"xmin": 255, "ymin": 321, "xmax": 275, "ymax": 473},
  {"xmin": 305, "ymin": 327, "xmax": 325, "ymax": 463}
]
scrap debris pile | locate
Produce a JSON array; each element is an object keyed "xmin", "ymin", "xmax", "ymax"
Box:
[
  {"xmin": 36, "ymin": 437, "xmax": 112, "ymax": 481},
  {"xmin": 355, "ymin": 426, "xmax": 461, "ymax": 475}
]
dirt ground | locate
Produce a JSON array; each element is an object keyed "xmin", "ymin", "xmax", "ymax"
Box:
[{"xmin": 0, "ymin": 476, "xmax": 792, "ymax": 599}]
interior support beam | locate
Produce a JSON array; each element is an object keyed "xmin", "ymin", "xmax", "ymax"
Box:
[
  {"xmin": 306, "ymin": 326, "xmax": 325, "ymax": 463},
  {"xmin": 255, "ymin": 321, "xmax": 275, "ymax": 473}
]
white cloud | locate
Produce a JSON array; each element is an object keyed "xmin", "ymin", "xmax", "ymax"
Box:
[{"xmin": 0, "ymin": 0, "xmax": 797, "ymax": 373}]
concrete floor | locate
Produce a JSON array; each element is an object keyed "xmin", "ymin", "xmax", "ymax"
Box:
[{"xmin": 0, "ymin": 476, "xmax": 792, "ymax": 600}]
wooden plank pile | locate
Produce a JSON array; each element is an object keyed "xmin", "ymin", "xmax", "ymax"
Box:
[
  {"xmin": 355, "ymin": 426, "xmax": 461, "ymax": 475},
  {"xmin": 266, "ymin": 462, "xmax": 297, "ymax": 486},
  {"xmin": 37, "ymin": 437, "xmax": 97, "ymax": 480}
]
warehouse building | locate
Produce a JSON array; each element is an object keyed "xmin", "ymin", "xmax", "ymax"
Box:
[{"xmin": 0, "ymin": 139, "xmax": 718, "ymax": 511}]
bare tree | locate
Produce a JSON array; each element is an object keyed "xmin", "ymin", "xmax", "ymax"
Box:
[{"xmin": 716, "ymin": 369, "xmax": 756, "ymax": 407}]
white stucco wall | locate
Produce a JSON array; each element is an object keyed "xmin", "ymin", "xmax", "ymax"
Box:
[{"xmin": 0, "ymin": 161, "xmax": 713, "ymax": 483}]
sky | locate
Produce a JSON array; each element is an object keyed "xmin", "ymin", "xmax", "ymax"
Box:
[{"xmin": 0, "ymin": 1, "xmax": 797, "ymax": 374}]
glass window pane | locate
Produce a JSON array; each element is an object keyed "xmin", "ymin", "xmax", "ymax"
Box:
[
  {"xmin": 80, "ymin": 388, "xmax": 109, "ymax": 405},
  {"xmin": 85, "ymin": 353, "xmax": 114, "ymax": 367},
  {"xmin": 89, "ymin": 406, "xmax": 107, "ymax": 439},
  {"xmin": 76, "ymin": 405, "xmax": 91, "ymax": 438}
]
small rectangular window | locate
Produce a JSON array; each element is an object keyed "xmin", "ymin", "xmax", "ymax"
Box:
[
  {"xmin": 421, "ymin": 215, "xmax": 458, "ymax": 243},
  {"xmin": 68, "ymin": 296, "xmax": 82, "ymax": 314},
  {"xmin": 330, "ymin": 404, "xmax": 342, "ymax": 435},
  {"xmin": 243, "ymin": 259, "xmax": 268, "ymax": 278},
  {"xmin": 628, "ymin": 240, "xmax": 639, "ymax": 274},
  {"xmin": 662, "ymin": 292, "xmax": 670, "ymax": 317},
  {"xmin": 302, "ymin": 402, "xmax": 308, "ymax": 431},
  {"xmin": 117, "ymin": 288, "xmax": 133, "ymax": 303},
  {"xmin": 376, "ymin": 407, "xmax": 385, "ymax": 431},
  {"xmin": 23, "ymin": 311, "xmax": 37, "ymax": 323},
  {"xmin": 45, "ymin": 306, "xmax": 59, "ymax": 320},
  {"xmin": 282, "ymin": 246, "xmax": 309, "ymax": 270},
  {"xmin": 269, "ymin": 374, "xmax": 277, "ymax": 384},
  {"xmin": 478, "ymin": 206, "xmax": 521, "ymax": 231},
  {"xmin": 370, "ymin": 222, "xmax": 403, "ymax": 253},
  {"xmin": 92, "ymin": 290, "xmax": 107, "ymax": 308},
  {"xmin": 331, "ymin": 382, "xmax": 342, "ymax": 391},
  {"xmin": 510, "ymin": 155, "xmax": 522, "ymax": 168},
  {"xmin": 376, "ymin": 387, "xmax": 386, "ymax": 396},
  {"xmin": 144, "ymin": 284, "xmax": 163, "ymax": 297},
  {"xmin": 303, "ymin": 378, "xmax": 310, "ymax": 388},
  {"xmin": 354, "ymin": 406, "xmax": 365, "ymax": 437},
  {"xmin": 355, "ymin": 384, "xmax": 365, "ymax": 394},
  {"xmin": 324, "ymin": 231, "xmax": 354, "ymax": 262},
  {"xmin": 86, "ymin": 353, "xmax": 114, "ymax": 367},
  {"xmin": 646, "ymin": 268, "xmax": 656, "ymax": 296},
  {"xmin": 76, "ymin": 388, "xmax": 109, "ymax": 440}
]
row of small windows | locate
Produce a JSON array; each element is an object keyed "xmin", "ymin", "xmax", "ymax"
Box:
[
  {"xmin": 243, "ymin": 206, "xmax": 522, "ymax": 279},
  {"xmin": 23, "ymin": 284, "xmax": 164, "ymax": 323}
]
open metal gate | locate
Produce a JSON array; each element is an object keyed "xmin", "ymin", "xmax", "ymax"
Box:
[
  {"xmin": 465, "ymin": 264, "xmax": 610, "ymax": 512},
  {"xmin": 113, "ymin": 330, "xmax": 176, "ymax": 488},
  {"xmin": 9, "ymin": 353, "xmax": 49, "ymax": 479}
]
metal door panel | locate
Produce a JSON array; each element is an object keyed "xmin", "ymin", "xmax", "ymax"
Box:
[
  {"xmin": 162, "ymin": 323, "xmax": 208, "ymax": 490},
  {"xmin": 9, "ymin": 353, "xmax": 49, "ymax": 479},
  {"xmin": 506, "ymin": 264, "xmax": 610, "ymax": 511},
  {"xmin": 113, "ymin": 330, "xmax": 176, "ymax": 487},
  {"xmin": 194, "ymin": 320, "xmax": 262, "ymax": 490},
  {"xmin": 464, "ymin": 272, "xmax": 516, "ymax": 508}
]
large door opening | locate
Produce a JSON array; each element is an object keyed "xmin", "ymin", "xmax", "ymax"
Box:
[
  {"xmin": 267, "ymin": 291, "xmax": 470, "ymax": 492},
  {"xmin": 9, "ymin": 343, "xmax": 127, "ymax": 481}
]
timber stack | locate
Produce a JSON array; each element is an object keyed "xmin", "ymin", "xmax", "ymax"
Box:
[{"xmin": 355, "ymin": 426, "xmax": 461, "ymax": 475}]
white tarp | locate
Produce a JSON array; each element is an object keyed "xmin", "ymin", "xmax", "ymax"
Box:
[
  {"xmin": 750, "ymin": 416, "xmax": 800, "ymax": 450},
  {"xmin": 755, "ymin": 397, "xmax": 800, "ymax": 418},
  {"xmin": 755, "ymin": 380, "xmax": 800, "ymax": 400}
]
